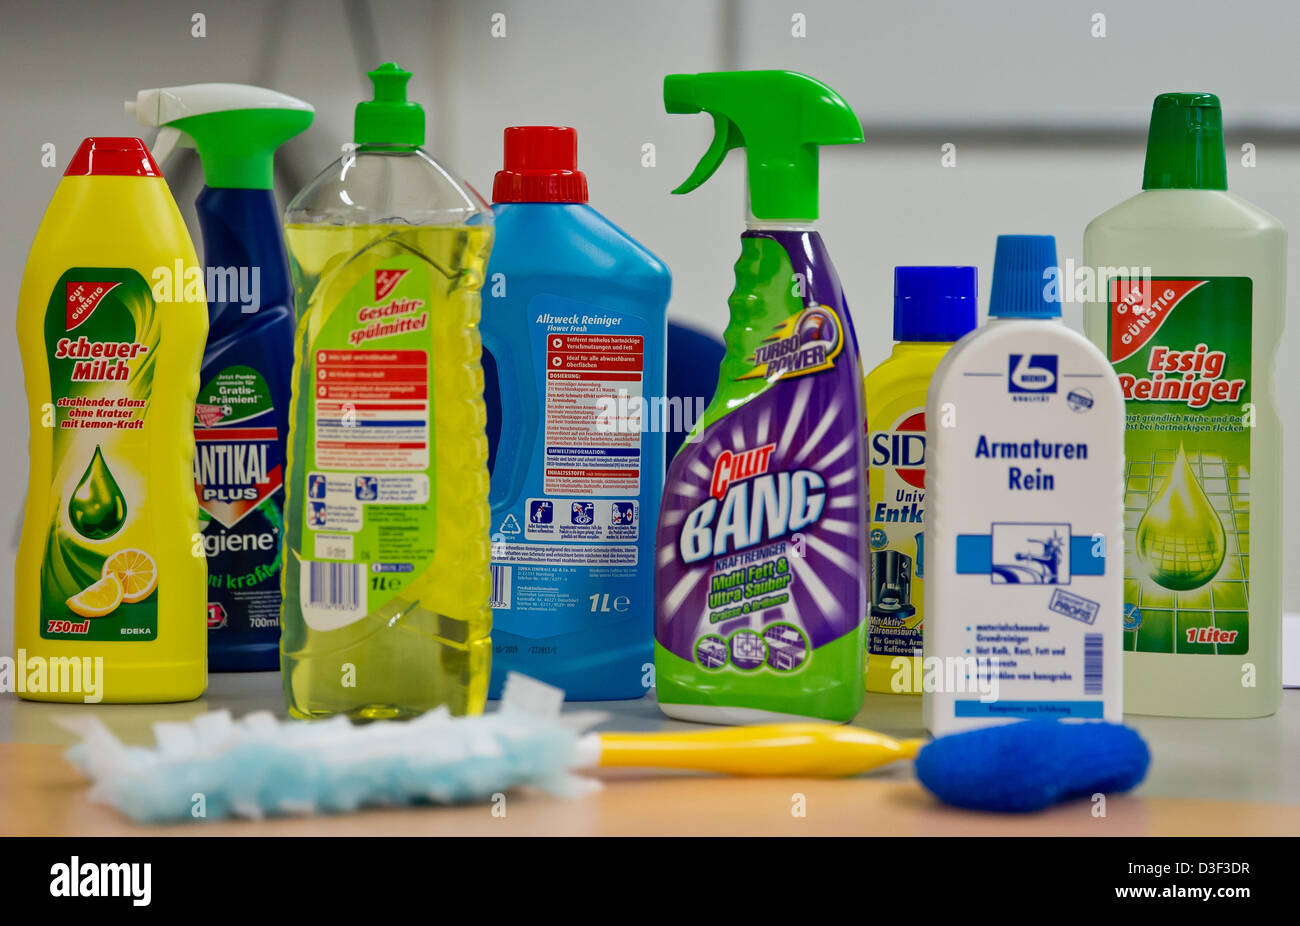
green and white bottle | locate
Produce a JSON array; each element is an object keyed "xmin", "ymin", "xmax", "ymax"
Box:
[{"xmin": 1084, "ymin": 92, "xmax": 1285, "ymax": 718}]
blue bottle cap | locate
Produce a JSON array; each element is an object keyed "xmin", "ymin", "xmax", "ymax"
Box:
[
  {"xmin": 988, "ymin": 234, "xmax": 1061, "ymax": 319},
  {"xmin": 893, "ymin": 266, "xmax": 979, "ymax": 342}
]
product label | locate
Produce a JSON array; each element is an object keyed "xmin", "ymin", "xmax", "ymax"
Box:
[
  {"xmin": 490, "ymin": 294, "xmax": 651, "ymax": 644},
  {"xmin": 543, "ymin": 323, "xmax": 645, "ymax": 496},
  {"xmin": 41, "ymin": 269, "xmax": 160, "ymax": 640},
  {"xmin": 655, "ymin": 230, "xmax": 867, "ymax": 710},
  {"xmin": 675, "ymin": 433, "xmax": 828, "ymax": 674},
  {"xmin": 195, "ymin": 365, "xmax": 283, "ymax": 634},
  {"xmin": 1107, "ymin": 277, "xmax": 1252, "ymax": 655},
  {"xmin": 867, "ymin": 407, "xmax": 927, "ymax": 666},
  {"xmin": 736, "ymin": 305, "xmax": 843, "ymax": 381},
  {"xmin": 297, "ymin": 258, "xmax": 436, "ymax": 632},
  {"xmin": 926, "ymin": 333, "xmax": 1124, "ymax": 732}
]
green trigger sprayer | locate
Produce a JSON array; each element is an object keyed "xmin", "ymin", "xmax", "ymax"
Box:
[
  {"xmin": 664, "ymin": 69, "xmax": 863, "ymax": 221},
  {"xmin": 654, "ymin": 70, "xmax": 871, "ymax": 725}
]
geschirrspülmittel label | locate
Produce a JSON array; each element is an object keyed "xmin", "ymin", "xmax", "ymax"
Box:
[
  {"xmin": 1108, "ymin": 277, "xmax": 1251, "ymax": 655},
  {"xmin": 41, "ymin": 269, "xmax": 160, "ymax": 640},
  {"xmin": 297, "ymin": 259, "xmax": 436, "ymax": 631}
]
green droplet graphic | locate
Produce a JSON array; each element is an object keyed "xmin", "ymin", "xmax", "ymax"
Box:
[
  {"xmin": 1136, "ymin": 444, "xmax": 1226, "ymax": 590},
  {"xmin": 68, "ymin": 445, "xmax": 127, "ymax": 540}
]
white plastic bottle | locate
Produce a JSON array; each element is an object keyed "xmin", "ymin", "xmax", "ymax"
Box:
[
  {"xmin": 923, "ymin": 235, "xmax": 1124, "ymax": 736},
  {"xmin": 1084, "ymin": 92, "xmax": 1285, "ymax": 718}
]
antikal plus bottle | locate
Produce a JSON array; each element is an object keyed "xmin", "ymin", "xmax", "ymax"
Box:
[
  {"xmin": 654, "ymin": 71, "xmax": 868, "ymax": 724},
  {"xmin": 1084, "ymin": 92, "xmax": 1286, "ymax": 718},
  {"xmin": 126, "ymin": 82, "xmax": 315, "ymax": 670},
  {"xmin": 281, "ymin": 64, "xmax": 494, "ymax": 719}
]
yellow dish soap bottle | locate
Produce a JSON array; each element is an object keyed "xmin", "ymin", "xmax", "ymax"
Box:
[
  {"xmin": 865, "ymin": 267, "xmax": 977, "ymax": 694},
  {"xmin": 15, "ymin": 137, "xmax": 209, "ymax": 703},
  {"xmin": 280, "ymin": 64, "xmax": 494, "ymax": 719}
]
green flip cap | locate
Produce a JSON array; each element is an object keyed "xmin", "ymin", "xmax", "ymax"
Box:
[
  {"xmin": 664, "ymin": 70, "xmax": 863, "ymax": 221},
  {"xmin": 355, "ymin": 62, "xmax": 424, "ymax": 148}
]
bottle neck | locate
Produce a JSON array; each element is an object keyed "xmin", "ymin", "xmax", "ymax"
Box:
[
  {"xmin": 891, "ymin": 339, "xmax": 957, "ymax": 357},
  {"xmin": 985, "ymin": 315, "xmax": 1062, "ymax": 326},
  {"xmin": 745, "ymin": 219, "xmax": 818, "ymax": 232}
]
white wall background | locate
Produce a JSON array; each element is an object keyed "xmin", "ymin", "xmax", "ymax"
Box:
[{"xmin": 1, "ymin": 0, "xmax": 1297, "ymax": 651}]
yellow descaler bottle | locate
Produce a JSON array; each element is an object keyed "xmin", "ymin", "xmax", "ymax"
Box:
[
  {"xmin": 865, "ymin": 267, "xmax": 977, "ymax": 694},
  {"xmin": 280, "ymin": 64, "xmax": 494, "ymax": 719},
  {"xmin": 15, "ymin": 137, "xmax": 208, "ymax": 703}
]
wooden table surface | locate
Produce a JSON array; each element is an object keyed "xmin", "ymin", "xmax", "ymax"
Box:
[
  {"xmin": 2, "ymin": 677, "xmax": 1297, "ymax": 836},
  {"xmin": 4, "ymin": 741, "xmax": 1300, "ymax": 836}
]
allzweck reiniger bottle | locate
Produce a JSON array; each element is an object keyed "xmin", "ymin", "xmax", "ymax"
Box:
[
  {"xmin": 1084, "ymin": 92, "xmax": 1286, "ymax": 717},
  {"xmin": 483, "ymin": 126, "xmax": 671, "ymax": 700},
  {"xmin": 281, "ymin": 63, "xmax": 494, "ymax": 719}
]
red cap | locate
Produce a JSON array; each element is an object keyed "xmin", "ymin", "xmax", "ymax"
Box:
[
  {"xmin": 64, "ymin": 137, "xmax": 161, "ymax": 178},
  {"xmin": 492, "ymin": 126, "xmax": 588, "ymax": 203}
]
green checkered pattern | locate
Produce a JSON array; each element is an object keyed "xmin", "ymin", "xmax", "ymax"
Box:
[{"xmin": 1123, "ymin": 448, "xmax": 1249, "ymax": 654}]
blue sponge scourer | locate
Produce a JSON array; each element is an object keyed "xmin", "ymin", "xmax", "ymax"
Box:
[{"xmin": 914, "ymin": 720, "xmax": 1151, "ymax": 813}]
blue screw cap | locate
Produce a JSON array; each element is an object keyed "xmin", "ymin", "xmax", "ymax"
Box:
[
  {"xmin": 989, "ymin": 235, "xmax": 1061, "ymax": 319},
  {"xmin": 893, "ymin": 266, "xmax": 979, "ymax": 342}
]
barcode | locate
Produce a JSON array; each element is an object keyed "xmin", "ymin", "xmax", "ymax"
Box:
[
  {"xmin": 489, "ymin": 564, "xmax": 512, "ymax": 609},
  {"xmin": 307, "ymin": 561, "xmax": 364, "ymax": 611},
  {"xmin": 1083, "ymin": 633, "xmax": 1104, "ymax": 695}
]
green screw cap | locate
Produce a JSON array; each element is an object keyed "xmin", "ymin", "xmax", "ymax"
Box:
[
  {"xmin": 1142, "ymin": 92, "xmax": 1227, "ymax": 191},
  {"xmin": 355, "ymin": 62, "xmax": 424, "ymax": 148}
]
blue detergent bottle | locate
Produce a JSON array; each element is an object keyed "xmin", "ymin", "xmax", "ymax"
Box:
[
  {"xmin": 128, "ymin": 84, "xmax": 313, "ymax": 670},
  {"xmin": 483, "ymin": 126, "xmax": 671, "ymax": 700}
]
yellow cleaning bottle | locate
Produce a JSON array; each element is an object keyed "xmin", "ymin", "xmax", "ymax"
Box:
[
  {"xmin": 865, "ymin": 267, "xmax": 977, "ymax": 694},
  {"xmin": 279, "ymin": 64, "xmax": 494, "ymax": 719},
  {"xmin": 15, "ymin": 137, "xmax": 209, "ymax": 703}
]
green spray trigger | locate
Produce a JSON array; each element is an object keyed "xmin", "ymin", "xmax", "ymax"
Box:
[
  {"xmin": 670, "ymin": 114, "xmax": 745, "ymax": 196},
  {"xmin": 664, "ymin": 70, "xmax": 863, "ymax": 221}
]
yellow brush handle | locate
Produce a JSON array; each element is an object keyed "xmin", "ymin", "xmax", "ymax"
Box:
[{"xmin": 594, "ymin": 723, "xmax": 922, "ymax": 777}]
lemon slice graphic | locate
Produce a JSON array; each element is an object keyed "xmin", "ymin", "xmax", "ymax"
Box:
[
  {"xmin": 67, "ymin": 572, "xmax": 124, "ymax": 619},
  {"xmin": 102, "ymin": 548, "xmax": 158, "ymax": 604}
]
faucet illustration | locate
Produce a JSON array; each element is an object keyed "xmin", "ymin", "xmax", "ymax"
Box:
[{"xmin": 1014, "ymin": 530, "xmax": 1065, "ymax": 584}]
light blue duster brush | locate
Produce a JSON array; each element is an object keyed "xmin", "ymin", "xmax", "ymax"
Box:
[{"xmin": 60, "ymin": 674, "xmax": 1149, "ymax": 822}]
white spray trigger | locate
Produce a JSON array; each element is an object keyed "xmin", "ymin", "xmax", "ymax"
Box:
[{"xmin": 148, "ymin": 126, "xmax": 192, "ymax": 167}]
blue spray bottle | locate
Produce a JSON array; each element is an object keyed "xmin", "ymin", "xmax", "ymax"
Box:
[
  {"xmin": 128, "ymin": 84, "xmax": 313, "ymax": 670},
  {"xmin": 483, "ymin": 126, "xmax": 671, "ymax": 700}
]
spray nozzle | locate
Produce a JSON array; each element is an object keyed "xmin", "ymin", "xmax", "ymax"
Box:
[
  {"xmin": 127, "ymin": 83, "xmax": 313, "ymax": 189},
  {"xmin": 664, "ymin": 70, "xmax": 863, "ymax": 222}
]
